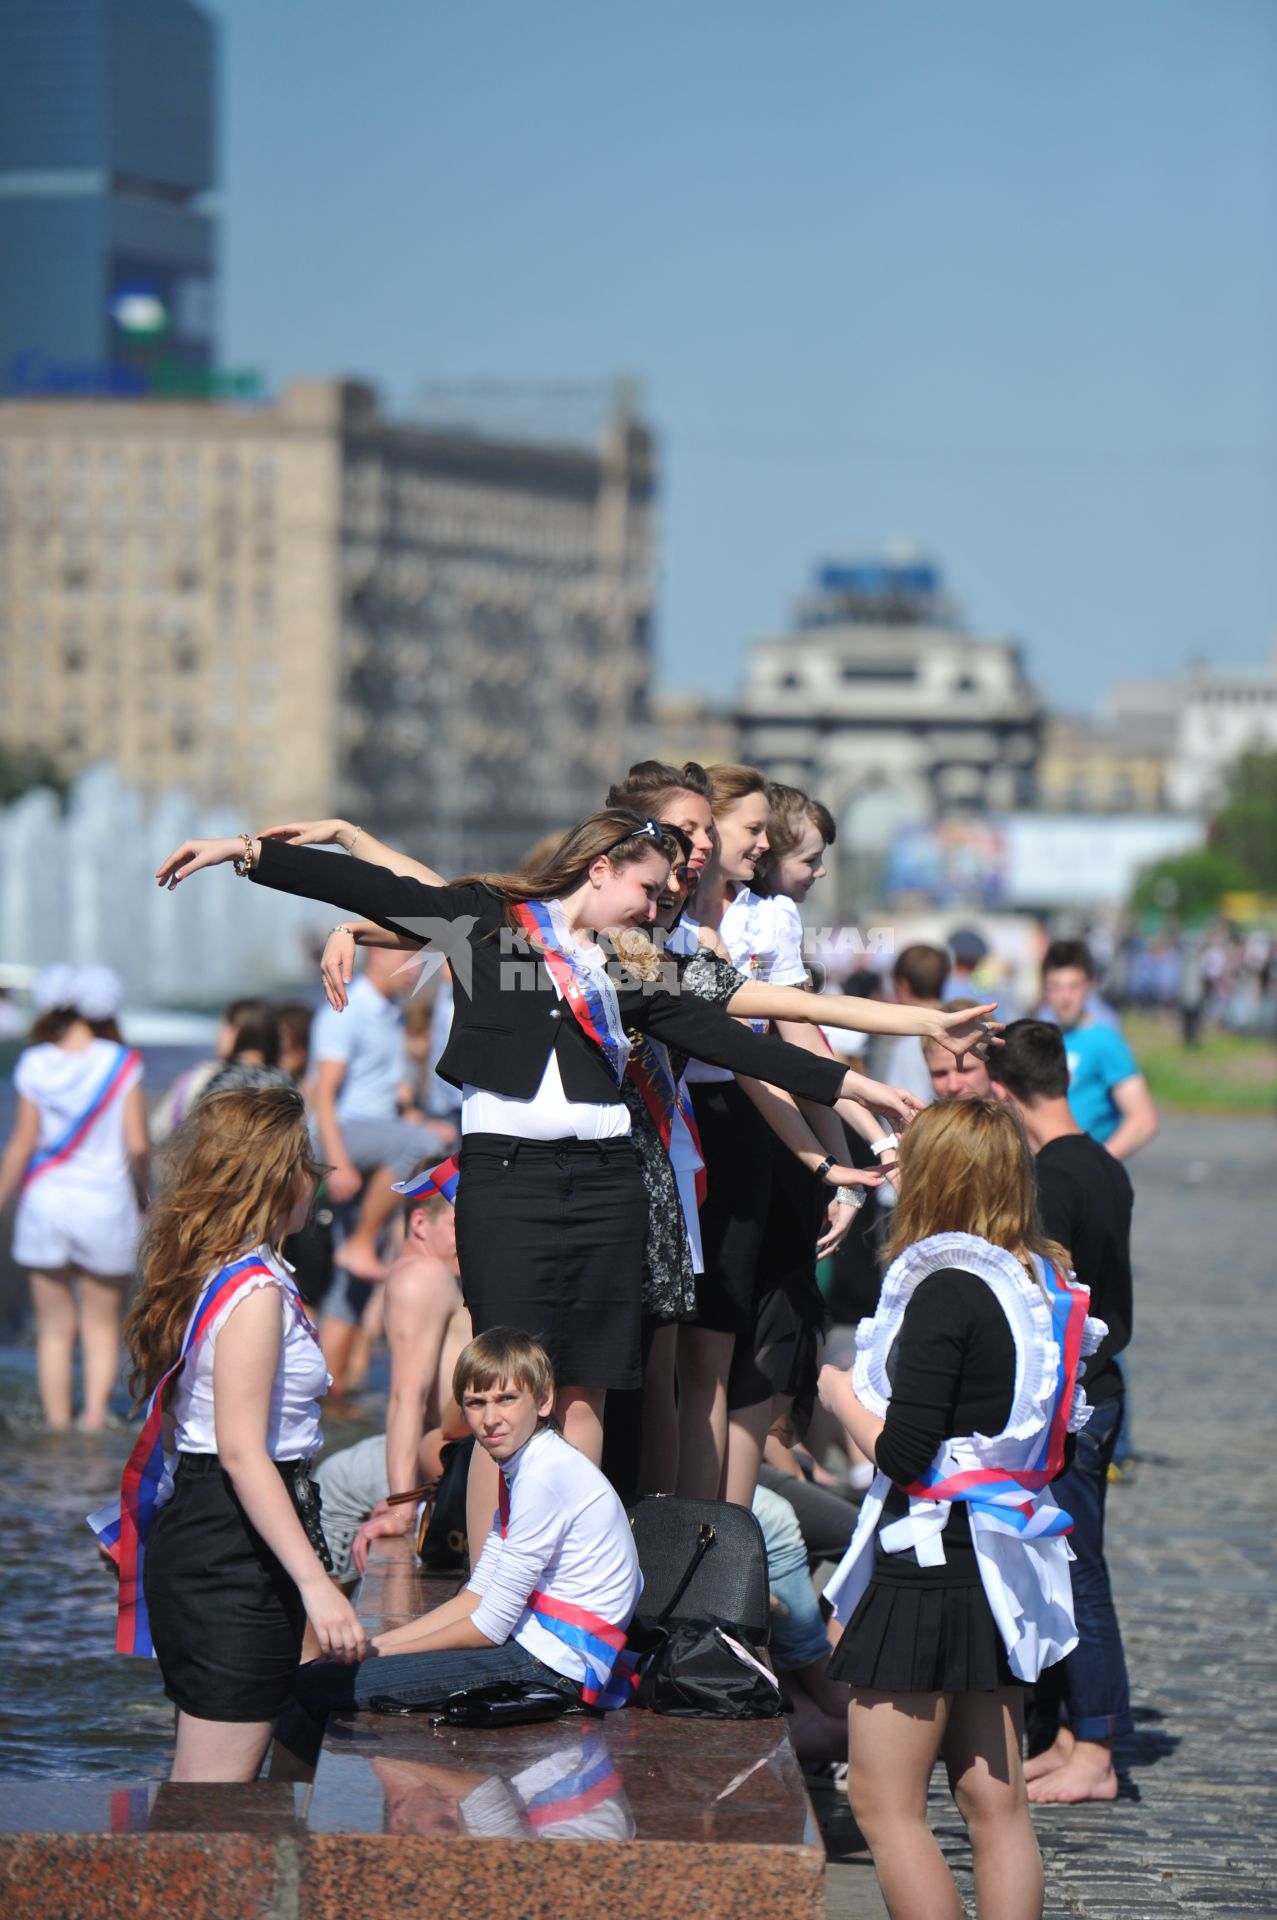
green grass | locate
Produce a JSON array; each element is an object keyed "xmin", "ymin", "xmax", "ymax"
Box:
[{"xmin": 1124, "ymin": 1011, "xmax": 1277, "ymax": 1115}]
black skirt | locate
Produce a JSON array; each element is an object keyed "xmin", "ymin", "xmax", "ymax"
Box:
[
  {"xmin": 686, "ymin": 1081, "xmax": 773, "ymax": 1335},
  {"xmin": 829, "ymin": 1570, "xmax": 1017, "ymax": 1694},
  {"xmin": 454, "ymin": 1133, "xmax": 648, "ymax": 1391},
  {"xmin": 143, "ymin": 1453, "xmax": 317, "ymax": 1722}
]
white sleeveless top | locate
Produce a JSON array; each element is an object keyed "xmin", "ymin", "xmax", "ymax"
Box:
[{"xmin": 169, "ymin": 1247, "xmax": 329, "ymax": 1460}]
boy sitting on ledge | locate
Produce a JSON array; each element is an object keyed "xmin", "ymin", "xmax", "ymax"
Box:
[{"xmin": 273, "ymin": 1328, "xmax": 641, "ymax": 1777}]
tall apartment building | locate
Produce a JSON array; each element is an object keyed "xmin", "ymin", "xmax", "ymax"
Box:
[
  {"xmin": 0, "ymin": 380, "xmax": 657, "ymax": 868},
  {"xmin": 0, "ymin": 0, "xmax": 217, "ymax": 394}
]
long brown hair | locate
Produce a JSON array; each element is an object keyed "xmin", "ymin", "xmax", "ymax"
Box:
[
  {"xmin": 452, "ymin": 808, "xmax": 684, "ymax": 934},
  {"xmin": 885, "ymin": 1098, "xmax": 1070, "ymax": 1279},
  {"xmin": 125, "ymin": 1086, "xmax": 323, "ymax": 1404}
]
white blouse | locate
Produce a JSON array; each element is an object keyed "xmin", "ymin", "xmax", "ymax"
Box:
[
  {"xmin": 682, "ymin": 890, "xmax": 809, "ymax": 1084},
  {"xmin": 170, "ymin": 1246, "xmax": 329, "ymax": 1460}
]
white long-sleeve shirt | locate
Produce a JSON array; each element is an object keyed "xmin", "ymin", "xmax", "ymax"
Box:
[{"xmin": 466, "ymin": 1426, "xmax": 642, "ymax": 1690}]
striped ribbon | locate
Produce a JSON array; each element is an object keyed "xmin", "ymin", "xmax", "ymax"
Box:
[
  {"xmin": 497, "ymin": 1475, "xmax": 636, "ymax": 1709},
  {"xmin": 86, "ymin": 1253, "xmax": 316, "ymax": 1656},
  {"xmin": 627, "ymin": 1036, "xmax": 708, "ymax": 1207},
  {"xmin": 23, "ymin": 1045, "xmax": 140, "ymax": 1189},
  {"xmin": 512, "ymin": 900, "xmax": 630, "ymax": 1085}
]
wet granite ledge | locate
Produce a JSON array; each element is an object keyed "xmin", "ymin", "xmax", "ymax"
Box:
[{"xmin": 0, "ymin": 1539, "xmax": 825, "ymax": 1918}]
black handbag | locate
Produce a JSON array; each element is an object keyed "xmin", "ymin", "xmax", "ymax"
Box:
[
  {"xmin": 626, "ymin": 1497, "xmax": 788, "ymax": 1719},
  {"xmin": 628, "ymin": 1496, "xmax": 771, "ymax": 1644}
]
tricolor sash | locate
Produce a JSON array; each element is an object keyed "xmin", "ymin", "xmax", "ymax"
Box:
[
  {"xmin": 525, "ymin": 1737, "xmax": 625, "ymax": 1828},
  {"xmin": 626, "ymin": 1036, "xmax": 708, "ymax": 1207},
  {"xmin": 498, "ymin": 1477, "xmax": 637, "ymax": 1710},
  {"xmin": 86, "ymin": 1252, "xmax": 314, "ymax": 1657},
  {"xmin": 511, "ymin": 900, "xmax": 630, "ymax": 1085},
  {"xmin": 881, "ymin": 1269, "xmax": 1091, "ymax": 1561},
  {"xmin": 23, "ymin": 1045, "xmax": 140, "ymax": 1189}
]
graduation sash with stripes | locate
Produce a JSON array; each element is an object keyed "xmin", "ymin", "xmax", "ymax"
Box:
[
  {"xmin": 23, "ymin": 1044, "xmax": 140, "ymax": 1189},
  {"xmin": 626, "ymin": 1035, "xmax": 708, "ymax": 1207},
  {"xmin": 498, "ymin": 1476, "xmax": 638, "ymax": 1710},
  {"xmin": 86, "ymin": 1252, "xmax": 315, "ymax": 1657},
  {"xmin": 511, "ymin": 900, "xmax": 630, "ymax": 1085},
  {"xmin": 882, "ymin": 1268, "xmax": 1091, "ymax": 1559}
]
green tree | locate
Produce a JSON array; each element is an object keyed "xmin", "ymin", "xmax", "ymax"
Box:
[
  {"xmin": 0, "ymin": 747, "xmax": 67, "ymax": 808},
  {"xmin": 1210, "ymin": 748, "xmax": 1277, "ymax": 892},
  {"xmin": 1131, "ymin": 846, "xmax": 1250, "ymax": 922}
]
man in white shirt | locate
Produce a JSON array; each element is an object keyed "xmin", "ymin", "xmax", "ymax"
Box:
[{"xmin": 273, "ymin": 1330, "xmax": 641, "ymax": 1776}]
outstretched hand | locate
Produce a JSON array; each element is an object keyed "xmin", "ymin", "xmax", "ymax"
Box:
[
  {"xmin": 155, "ymin": 836, "xmax": 247, "ymax": 889},
  {"xmin": 934, "ymin": 1002, "xmax": 1004, "ymax": 1063}
]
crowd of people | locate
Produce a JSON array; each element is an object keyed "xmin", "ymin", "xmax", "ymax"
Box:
[{"xmin": 0, "ymin": 757, "xmax": 1162, "ymax": 1920}]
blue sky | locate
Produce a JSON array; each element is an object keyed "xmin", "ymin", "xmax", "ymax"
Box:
[{"xmin": 211, "ymin": 0, "xmax": 1277, "ymax": 711}]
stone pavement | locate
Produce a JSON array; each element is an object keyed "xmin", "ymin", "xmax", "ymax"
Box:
[{"xmin": 817, "ymin": 1111, "xmax": 1277, "ymax": 1919}]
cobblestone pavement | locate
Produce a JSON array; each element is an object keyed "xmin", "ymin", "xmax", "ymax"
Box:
[{"xmin": 819, "ymin": 1111, "xmax": 1277, "ymax": 1919}]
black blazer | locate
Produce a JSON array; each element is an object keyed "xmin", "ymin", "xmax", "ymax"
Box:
[{"xmin": 251, "ymin": 841, "xmax": 847, "ymax": 1108}]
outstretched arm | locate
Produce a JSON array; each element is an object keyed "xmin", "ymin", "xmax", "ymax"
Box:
[
  {"xmin": 257, "ymin": 819, "xmax": 447, "ymax": 887},
  {"xmin": 726, "ymin": 984, "xmax": 1000, "ymax": 1061}
]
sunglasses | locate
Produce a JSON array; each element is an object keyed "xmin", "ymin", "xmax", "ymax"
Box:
[{"xmin": 607, "ymin": 817, "xmax": 692, "ymax": 863}]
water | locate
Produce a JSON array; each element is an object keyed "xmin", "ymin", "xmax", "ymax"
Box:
[{"xmin": 0, "ymin": 1349, "xmax": 386, "ymax": 1781}]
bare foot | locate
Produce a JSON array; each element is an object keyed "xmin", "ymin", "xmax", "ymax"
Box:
[
  {"xmin": 1026, "ymin": 1744, "xmax": 1119, "ymax": 1804},
  {"xmin": 1023, "ymin": 1728, "xmax": 1075, "ymax": 1782},
  {"xmin": 332, "ymin": 1237, "xmax": 387, "ymax": 1283}
]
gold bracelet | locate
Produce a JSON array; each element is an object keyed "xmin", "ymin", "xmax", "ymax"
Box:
[{"xmin": 233, "ymin": 831, "xmax": 254, "ymax": 877}]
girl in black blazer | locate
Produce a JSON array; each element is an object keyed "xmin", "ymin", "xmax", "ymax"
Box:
[{"xmin": 157, "ymin": 812, "xmax": 913, "ymax": 1472}]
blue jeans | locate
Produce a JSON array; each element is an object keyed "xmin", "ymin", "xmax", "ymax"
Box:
[
  {"xmin": 277, "ymin": 1639, "xmax": 578, "ymax": 1766},
  {"xmin": 753, "ymin": 1485, "xmax": 831, "ymax": 1671},
  {"xmin": 1042, "ymin": 1392, "xmax": 1133, "ymax": 1742}
]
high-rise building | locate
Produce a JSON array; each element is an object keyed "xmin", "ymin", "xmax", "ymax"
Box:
[
  {"xmin": 0, "ymin": 380, "xmax": 657, "ymax": 868},
  {"xmin": 0, "ymin": 0, "xmax": 217, "ymax": 397}
]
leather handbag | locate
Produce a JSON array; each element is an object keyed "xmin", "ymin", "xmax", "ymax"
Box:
[{"xmin": 628, "ymin": 1496, "xmax": 771, "ymax": 1644}]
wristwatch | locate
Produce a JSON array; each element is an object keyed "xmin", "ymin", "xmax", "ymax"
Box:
[{"xmin": 814, "ymin": 1156, "xmax": 836, "ymax": 1184}]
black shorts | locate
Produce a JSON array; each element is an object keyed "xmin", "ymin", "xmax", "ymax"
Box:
[
  {"xmin": 455, "ymin": 1134, "xmax": 647, "ymax": 1391},
  {"xmin": 143, "ymin": 1453, "xmax": 314, "ymax": 1723}
]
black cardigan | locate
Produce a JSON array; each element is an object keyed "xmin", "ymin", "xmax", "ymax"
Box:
[{"xmin": 250, "ymin": 841, "xmax": 847, "ymax": 1107}]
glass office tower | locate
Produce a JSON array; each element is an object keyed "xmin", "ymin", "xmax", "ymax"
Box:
[{"xmin": 0, "ymin": 0, "xmax": 216, "ymax": 393}]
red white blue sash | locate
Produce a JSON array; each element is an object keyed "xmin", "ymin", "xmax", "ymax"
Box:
[
  {"xmin": 86, "ymin": 1252, "xmax": 315, "ymax": 1657},
  {"xmin": 498, "ymin": 1477, "xmax": 637, "ymax": 1710},
  {"xmin": 525, "ymin": 1736, "xmax": 624, "ymax": 1828},
  {"xmin": 511, "ymin": 900, "xmax": 630, "ymax": 1086},
  {"xmin": 900, "ymin": 1268, "xmax": 1091, "ymax": 1540},
  {"xmin": 23, "ymin": 1045, "xmax": 140, "ymax": 1189},
  {"xmin": 627, "ymin": 1037, "xmax": 708, "ymax": 1207}
]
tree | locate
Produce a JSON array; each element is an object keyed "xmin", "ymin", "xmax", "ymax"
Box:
[
  {"xmin": 0, "ymin": 747, "xmax": 67, "ymax": 808},
  {"xmin": 1210, "ymin": 748, "xmax": 1277, "ymax": 893},
  {"xmin": 1132, "ymin": 846, "xmax": 1250, "ymax": 923}
]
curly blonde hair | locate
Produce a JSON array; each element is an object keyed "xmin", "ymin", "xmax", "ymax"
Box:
[
  {"xmin": 885, "ymin": 1097, "xmax": 1070, "ymax": 1281},
  {"xmin": 124, "ymin": 1086, "xmax": 323, "ymax": 1404}
]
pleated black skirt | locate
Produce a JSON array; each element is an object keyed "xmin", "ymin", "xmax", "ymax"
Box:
[
  {"xmin": 829, "ymin": 1574, "xmax": 1018, "ymax": 1693},
  {"xmin": 728, "ymin": 1137, "xmax": 830, "ymax": 1411},
  {"xmin": 454, "ymin": 1133, "xmax": 648, "ymax": 1391},
  {"xmin": 143, "ymin": 1453, "xmax": 314, "ymax": 1722}
]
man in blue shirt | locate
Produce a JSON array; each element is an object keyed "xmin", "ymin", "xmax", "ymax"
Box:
[{"xmin": 1039, "ymin": 940, "xmax": 1158, "ymax": 1160}]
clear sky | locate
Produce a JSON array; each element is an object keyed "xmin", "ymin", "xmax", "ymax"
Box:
[{"xmin": 211, "ymin": 0, "xmax": 1277, "ymax": 712}]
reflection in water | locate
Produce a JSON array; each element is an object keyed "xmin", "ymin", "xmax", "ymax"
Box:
[{"xmin": 371, "ymin": 1730, "xmax": 635, "ymax": 1841}]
